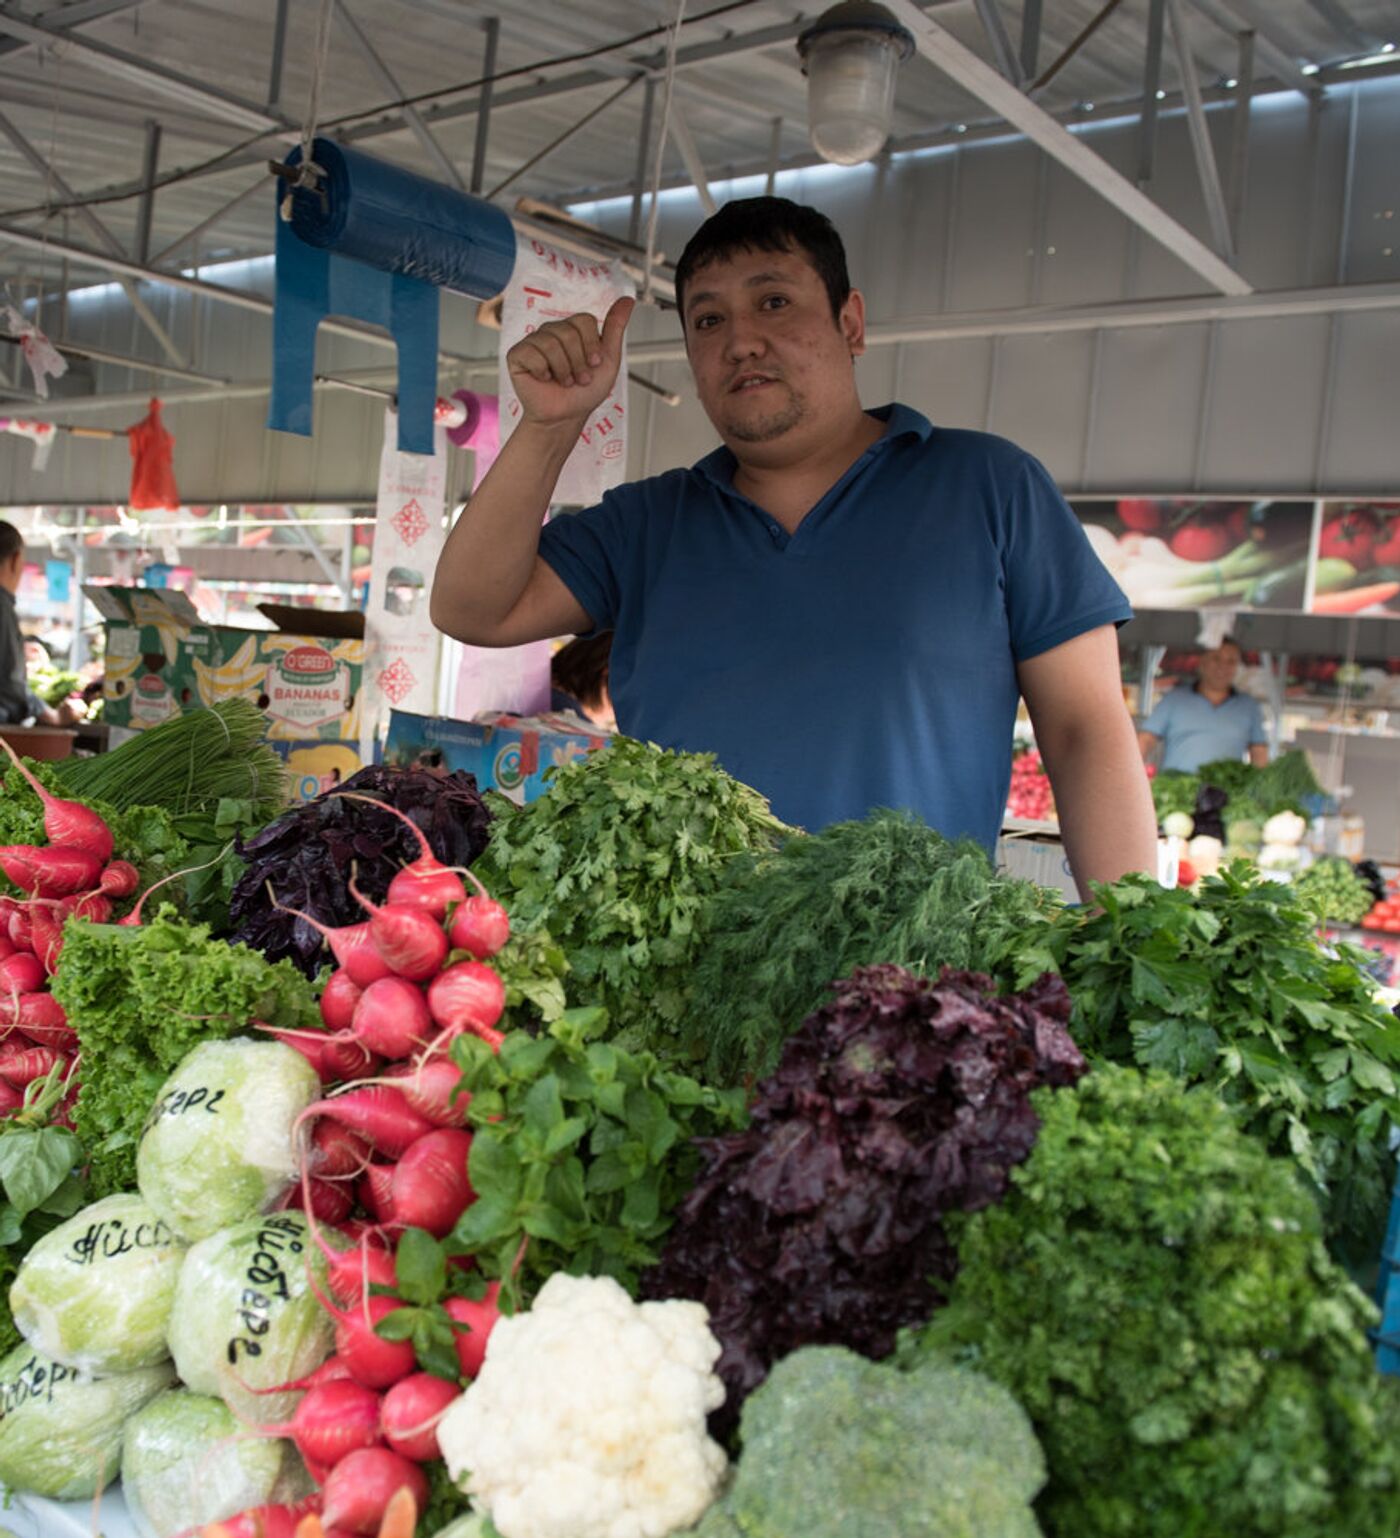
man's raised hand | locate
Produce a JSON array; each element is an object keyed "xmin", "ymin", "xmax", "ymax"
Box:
[{"xmin": 506, "ymin": 295, "xmax": 636, "ymax": 428}]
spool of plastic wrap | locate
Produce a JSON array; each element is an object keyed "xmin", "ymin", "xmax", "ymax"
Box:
[
  {"xmin": 269, "ymin": 141, "xmax": 516, "ymax": 455},
  {"xmin": 285, "ymin": 140, "xmax": 516, "ymax": 297}
]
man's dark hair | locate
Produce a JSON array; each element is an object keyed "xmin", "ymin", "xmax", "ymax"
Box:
[
  {"xmin": 0, "ymin": 522, "xmax": 22, "ymax": 563},
  {"xmin": 674, "ymin": 197, "xmax": 851, "ymax": 322}
]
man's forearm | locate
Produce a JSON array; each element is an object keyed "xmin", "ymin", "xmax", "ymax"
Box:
[
  {"xmin": 429, "ymin": 418, "xmax": 580, "ymax": 640},
  {"xmin": 1043, "ymin": 716, "xmax": 1160, "ymax": 899}
]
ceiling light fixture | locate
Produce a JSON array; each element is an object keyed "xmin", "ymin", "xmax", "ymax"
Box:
[{"xmin": 797, "ymin": 0, "xmax": 915, "ymax": 166}]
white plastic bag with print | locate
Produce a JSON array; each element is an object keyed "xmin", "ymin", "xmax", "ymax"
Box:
[{"xmin": 497, "ymin": 235, "xmax": 633, "ymax": 508}]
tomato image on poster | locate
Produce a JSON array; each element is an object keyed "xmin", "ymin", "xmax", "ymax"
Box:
[{"xmin": 1309, "ymin": 502, "xmax": 1400, "ymax": 616}]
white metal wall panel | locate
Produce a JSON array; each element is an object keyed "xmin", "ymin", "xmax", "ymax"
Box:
[
  {"xmin": 987, "ymin": 332, "xmax": 1096, "ymax": 485},
  {"xmin": 1319, "ymin": 308, "xmax": 1400, "ymax": 491}
]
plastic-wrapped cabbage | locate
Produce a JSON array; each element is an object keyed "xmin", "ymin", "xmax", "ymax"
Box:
[
  {"xmin": 166, "ymin": 1211, "xmax": 334, "ymax": 1426},
  {"xmin": 0, "ymin": 1341, "xmax": 173, "ymax": 1499},
  {"xmin": 137, "ymin": 1037, "xmax": 319, "ymax": 1241},
  {"xmin": 10, "ymin": 1192, "xmax": 187, "ymax": 1374},
  {"xmin": 122, "ymin": 1388, "xmax": 305, "ymax": 1538}
]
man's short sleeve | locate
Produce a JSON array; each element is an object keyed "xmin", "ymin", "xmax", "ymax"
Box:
[
  {"xmin": 537, "ymin": 487, "xmax": 637, "ymax": 633},
  {"xmin": 1247, "ymin": 695, "xmax": 1269, "ymax": 746},
  {"xmin": 1002, "ymin": 453, "xmax": 1132, "ymax": 662},
  {"xmin": 1140, "ymin": 689, "xmax": 1177, "ymax": 738}
]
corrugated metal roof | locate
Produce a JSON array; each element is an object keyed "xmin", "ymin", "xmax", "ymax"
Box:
[{"xmin": 0, "ymin": 0, "xmax": 1396, "ymax": 299}]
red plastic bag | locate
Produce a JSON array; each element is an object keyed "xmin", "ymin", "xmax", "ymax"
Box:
[{"xmin": 127, "ymin": 397, "xmax": 180, "ymax": 510}]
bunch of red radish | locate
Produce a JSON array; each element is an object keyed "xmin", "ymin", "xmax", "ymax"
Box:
[
  {"xmin": 216, "ymin": 794, "xmax": 513, "ymax": 1537},
  {"xmin": 0, "ymin": 738, "xmax": 144, "ymax": 1123}
]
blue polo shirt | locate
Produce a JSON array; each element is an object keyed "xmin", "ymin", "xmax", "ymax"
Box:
[
  {"xmin": 1141, "ymin": 683, "xmax": 1267, "ymax": 772},
  {"xmin": 537, "ymin": 404, "xmax": 1130, "ymax": 846}
]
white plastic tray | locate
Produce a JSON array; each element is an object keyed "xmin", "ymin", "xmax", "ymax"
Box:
[{"xmin": 5, "ymin": 1487, "xmax": 138, "ymax": 1538}]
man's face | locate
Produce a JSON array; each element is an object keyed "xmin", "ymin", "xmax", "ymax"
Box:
[
  {"xmin": 681, "ymin": 243, "xmax": 866, "ymax": 452},
  {"xmin": 1200, "ymin": 643, "xmax": 1242, "ymax": 690}
]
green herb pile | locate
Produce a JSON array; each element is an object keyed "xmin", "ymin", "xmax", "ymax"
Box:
[
  {"xmin": 1013, "ymin": 867, "xmax": 1400, "ymax": 1261},
  {"xmin": 52, "ymin": 909, "xmax": 319, "ymax": 1198},
  {"xmin": 27, "ymin": 664, "xmax": 80, "ymax": 708},
  {"xmin": 475, "ymin": 739, "xmax": 789, "ymax": 1050},
  {"xmin": 449, "ymin": 1005, "xmax": 746, "ymax": 1307},
  {"xmin": 913, "ymin": 1067, "xmax": 1400, "ymax": 1538},
  {"xmin": 681, "ymin": 810, "xmax": 1061, "ymax": 1085},
  {"xmin": 1149, "ymin": 748, "xmax": 1322, "ymax": 833},
  {"xmin": 1292, "ymin": 857, "xmax": 1375, "ymax": 928}
]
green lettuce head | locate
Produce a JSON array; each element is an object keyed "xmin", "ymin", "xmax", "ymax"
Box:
[{"xmin": 10, "ymin": 1192, "xmax": 186, "ymax": 1374}]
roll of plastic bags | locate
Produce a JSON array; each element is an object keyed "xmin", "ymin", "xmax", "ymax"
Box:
[
  {"xmin": 10, "ymin": 1192, "xmax": 186, "ymax": 1374},
  {"xmin": 0, "ymin": 1341, "xmax": 173, "ymax": 1500},
  {"xmin": 137, "ymin": 1037, "xmax": 320, "ymax": 1243},
  {"xmin": 285, "ymin": 139, "xmax": 515, "ymax": 298}
]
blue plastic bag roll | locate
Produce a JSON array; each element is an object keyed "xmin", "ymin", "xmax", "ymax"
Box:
[{"xmin": 285, "ymin": 139, "xmax": 516, "ymax": 299}]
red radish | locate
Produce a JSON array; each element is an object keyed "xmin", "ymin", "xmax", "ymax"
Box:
[
  {"xmin": 29, "ymin": 907, "xmax": 63, "ymax": 975},
  {"xmin": 242, "ymin": 1354, "xmax": 354, "ymax": 1399},
  {"xmin": 252, "ymin": 1378, "xmax": 385, "ymax": 1470},
  {"xmin": 98, "ymin": 859, "xmax": 140, "ymax": 898},
  {"xmin": 8, "ymin": 911, "xmax": 30, "ymax": 952},
  {"xmin": 0, "ymin": 1080, "xmax": 23, "ymax": 1115},
  {"xmin": 358, "ymin": 1164, "xmax": 399, "ymax": 1228},
  {"xmin": 3, "ymin": 1012, "xmax": 77, "ymax": 1052},
  {"xmin": 278, "ymin": 1176, "xmax": 355, "ymax": 1227},
  {"xmin": 0, "ymin": 737, "xmax": 114, "ymax": 863},
  {"xmin": 321, "ymin": 1447, "xmax": 428, "ymax": 1537},
  {"xmin": 0, "ymin": 952, "xmax": 45, "ymax": 994},
  {"xmin": 329, "ymin": 1292, "xmax": 417, "ymax": 1389},
  {"xmin": 0, "ymin": 845, "xmax": 103, "ymax": 898},
  {"xmin": 426, "ymin": 962, "xmax": 505, "ymax": 1038},
  {"xmin": 447, "ymin": 895, "xmax": 511, "ymax": 960},
  {"xmin": 310, "ymin": 1120, "xmax": 373, "ymax": 1180},
  {"xmin": 0, "ymin": 936, "xmax": 14, "ymax": 964},
  {"xmin": 444, "ymin": 1284, "xmax": 502, "ymax": 1379},
  {"xmin": 66, "ymin": 891, "xmax": 112, "ymax": 924},
  {"xmin": 389, "ymin": 1057, "xmax": 470, "ymax": 1128},
  {"xmin": 268, "ymin": 887, "xmax": 391, "ymax": 987},
  {"xmin": 331, "ymin": 792, "xmax": 467, "ymax": 918},
  {"xmin": 390, "ymin": 1129, "xmax": 474, "ymax": 1238},
  {"xmin": 347, "ymin": 873, "xmax": 448, "ymax": 983},
  {"xmin": 261, "ymin": 1026, "xmax": 379, "ymax": 1085},
  {"xmin": 0, "ymin": 1045, "xmax": 66, "ymax": 1086},
  {"xmin": 351, "ymin": 976, "xmax": 433, "ymax": 1059},
  {"xmin": 380, "ymin": 1373, "xmax": 460, "ymax": 1462},
  {"xmin": 320, "ymin": 969, "xmax": 364, "ymax": 1032},
  {"xmin": 324, "ymin": 1239, "xmax": 398, "ymax": 1307},
  {"xmin": 297, "ymin": 1086, "xmax": 435, "ymax": 1160},
  {"xmin": 173, "ymin": 1497, "xmax": 319, "ymax": 1538}
]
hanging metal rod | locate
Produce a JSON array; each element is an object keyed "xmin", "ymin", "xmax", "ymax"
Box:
[{"xmin": 0, "ymin": 333, "xmax": 229, "ymax": 385}]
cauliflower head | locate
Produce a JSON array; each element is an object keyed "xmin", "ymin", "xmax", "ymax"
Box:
[{"xmin": 437, "ymin": 1273, "xmax": 729, "ymax": 1538}]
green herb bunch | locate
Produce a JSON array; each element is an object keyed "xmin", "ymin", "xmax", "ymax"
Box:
[
  {"xmin": 52, "ymin": 908, "xmax": 320, "ymax": 1197},
  {"xmin": 449, "ymin": 1006, "xmax": 747, "ymax": 1307},
  {"xmin": 682, "ymin": 810, "xmax": 1061, "ymax": 1085},
  {"xmin": 475, "ymin": 739, "xmax": 789, "ymax": 1051},
  {"xmin": 1016, "ymin": 867, "xmax": 1400, "ymax": 1261},
  {"xmin": 914, "ymin": 1066, "xmax": 1400, "ymax": 1538}
]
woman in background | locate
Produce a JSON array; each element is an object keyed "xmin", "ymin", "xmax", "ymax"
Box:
[{"xmin": 550, "ymin": 632, "xmax": 615, "ymax": 728}]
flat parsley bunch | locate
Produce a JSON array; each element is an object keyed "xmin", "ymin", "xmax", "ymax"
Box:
[{"xmin": 476, "ymin": 739, "xmax": 789, "ymax": 1053}]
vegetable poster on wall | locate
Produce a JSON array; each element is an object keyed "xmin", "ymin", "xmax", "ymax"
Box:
[
  {"xmin": 1309, "ymin": 502, "xmax": 1400, "ymax": 615},
  {"xmin": 361, "ymin": 407, "xmax": 448, "ymax": 760},
  {"xmin": 1069, "ymin": 499, "xmax": 1315, "ymax": 612}
]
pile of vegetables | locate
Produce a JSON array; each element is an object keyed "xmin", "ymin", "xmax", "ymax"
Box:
[
  {"xmin": 475, "ymin": 739, "xmax": 788, "ymax": 1051},
  {"xmin": 1015, "ymin": 867, "xmax": 1400, "ymax": 1263},
  {"xmin": 228, "ymin": 765, "xmax": 493, "ymax": 977},
  {"xmin": 679, "ymin": 812, "xmax": 1058, "ymax": 1084},
  {"xmin": 643, "ymin": 964, "xmax": 1086, "ymax": 1424},
  {"xmin": 1005, "ymin": 743, "xmax": 1054, "ymax": 821},
  {"xmin": 913, "ymin": 1067, "xmax": 1400, "ymax": 1538},
  {"xmin": 1293, "ymin": 855, "xmax": 1375, "ymax": 926},
  {"xmin": 1148, "ymin": 748, "xmax": 1324, "ymax": 848}
]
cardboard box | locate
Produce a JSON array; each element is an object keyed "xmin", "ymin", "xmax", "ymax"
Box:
[
  {"xmin": 383, "ymin": 710, "xmax": 612, "ymax": 804},
  {"xmin": 89, "ymin": 585, "xmax": 200, "ymax": 730},
  {"xmin": 997, "ymin": 819, "xmax": 1178, "ymax": 898}
]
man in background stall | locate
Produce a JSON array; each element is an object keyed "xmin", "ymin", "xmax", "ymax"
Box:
[
  {"xmin": 431, "ymin": 198, "xmax": 1158, "ymax": 898},
  {"xmin": 0, "ymin": 520, "xmax": 80, "ymax": 728},
  {"xmin": 1138, "ymin": 637, "xmax": 1270, "ymax": 773}
]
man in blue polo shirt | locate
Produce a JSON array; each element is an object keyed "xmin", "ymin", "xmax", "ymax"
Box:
[
  {"xmin": 431, "ymin": 198, "xmax": 1158, "ymax": 894},
  {"xmin": 1138, "ymin": 637, "xmax": 1270, "ymax": 772}
]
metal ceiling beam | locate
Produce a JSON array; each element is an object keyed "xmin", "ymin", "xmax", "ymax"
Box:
[
  {"xmin": 470, "ymin": 18, "xmax": 500, "ymax": 197},
  {"xmin": 667, "ymin": 104, "xmax": 718, "ymax": 218},
  {"xmin": 971, "ymin": 0, "xmax": 1024, "ymax": 85},
  {"xmin": 0, "ymin": 110, "xmax": 186, "ymax": 365},
  {"xmin": 0, "ymin": 70, "xmax": 235, "ymax": 138},
  {"xmin": 881, "ymin": 0, "xmax": 1252, "ymax": 295},
  {"xmin": 1166, "ymin": 0, "xmax": 1235, "ymax": 262},
  {"xmin": 1303, "ymin": 0, "xmax": 1380, "ymax": 54},
  {"xmin": 0, "ymin": 0, "xmax": 141, "ymax": 59},
  {"xmin": 1226, "ymin": 29, "xmax": 1255, "ymax": 246},
  {"xmin": 1138, "ymin": 0, "xmax": 1167, "ymax": 183},
  {"xmin": 0, "ymin": 3, "xmax": 290, "ymax": 133},
  {"xmin": 486, "ymin": 76, "xmax": 637, "ymax": 203},
  {"xmin": 134, "ymin": 120, "xmax": 162, "ymax": 266},
  {"xmin": 149, "ymin": 178, "xmax": 267, "ymax": 267},
  {"xmin": 1, "ymin": 332, "xmax": 229, "ymax": 385},
  {"xmin": 267, "ymin": 0, "xmax": 290, "ymax": 110},
  {"xmin": 1020, "ymin": 0, "xmax": 1043, "ymax": 81},
  {"xmin": 1188, "ymin": 0, "xmax": 1324, "ymax": 98},
  {"xmin": 335, "ymin": 0, "xmax": 466, "ymax": 190}
]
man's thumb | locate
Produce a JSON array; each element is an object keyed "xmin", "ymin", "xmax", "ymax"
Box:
[{"xmin": 601, "ymin": 295, "xmax": 636, "ymax": 355}]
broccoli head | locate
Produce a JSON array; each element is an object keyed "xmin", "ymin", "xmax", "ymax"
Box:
[{"xmin": 681, "ymin": 1345, "xmax": 1045, "ymax": 1538}]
